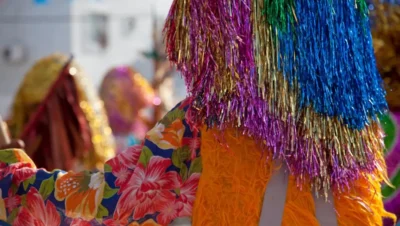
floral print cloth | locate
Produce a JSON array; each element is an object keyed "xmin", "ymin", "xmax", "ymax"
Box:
[{"xmin": 0, "ymin": 98, "xmax": 201, "ymax": 226}]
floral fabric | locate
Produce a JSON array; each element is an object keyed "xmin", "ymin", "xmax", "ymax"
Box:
[{"xmin": 0, "ymin": 99, "xmax": 201, "ymax": 226}]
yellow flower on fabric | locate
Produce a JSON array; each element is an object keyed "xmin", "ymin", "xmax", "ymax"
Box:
[
  {"xmin": 128, "ymin": 219, "xmax": 161, "ymax": 226},
  {"xmin": 146, "ymin": 119, "xmax": 185, "ymax": 150},
  {"xmin": 14, "ymin": 149, "xmax": 36, "ymax": 168},
  {"xmin": 54, "ymin": 171, "xmax": 105, "ymax": 221},
  {"xmin": 0, "ymin": 189, "xmax": 6, "ymax": 221}
]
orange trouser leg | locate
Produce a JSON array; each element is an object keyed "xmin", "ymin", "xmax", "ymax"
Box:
[{"xmin": 192, "ymin": 128, "xmax": 272, "ymax": 226}]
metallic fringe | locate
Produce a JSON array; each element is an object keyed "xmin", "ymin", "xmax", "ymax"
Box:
[
  {"xmin": 164, "ymin": 0, "xmax": 388, "ymax": 194},
  {"xmin": 276, "ymin": 0, "xmax": 386, "ymax": 130}
]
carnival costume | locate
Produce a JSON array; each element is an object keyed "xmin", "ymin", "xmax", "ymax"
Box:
[{"xmin": 0, "ymin": 1, "xmax": 395, "ymax": 225}]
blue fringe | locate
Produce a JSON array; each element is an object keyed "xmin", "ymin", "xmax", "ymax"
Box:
[{"xmin": 277, "ymin": 0, "xmax": 387, "ymax": 130}]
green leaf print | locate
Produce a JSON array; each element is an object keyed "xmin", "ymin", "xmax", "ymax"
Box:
[
  {"xmin": 96, "ymin": 204, "xmax": 109, "ymax": 219},
  {"xmin": 160, "ymin": 108, "xmax": 185, "ymax": 127},
  {"xmin": 103, "ymin": 182, "xmax": 118, "ymax": 199},
  {"xmin": 138, "ymin": 146, "xmax": 153, "ymax": 168},
  {"xmin": 180, "ymin": 164, "xmax": 189, "ymax": 181},
  {"xmin": 189, "ymin": 157, "xmax": 202, "ymax": 175},
  {"xmin": 39, "ymin": 176, "xmax": 55, "ymax": 200},
  {"xmin": 23, "ymin": 175, "xmax": 36, "ymax": 191},
  {"xmin": 104, "ymin": 163, "xmax": 112, "ymax": 173},
  {"xmin": 21, "ymin": 195, "xmax": 27, "ymax": 206},
  {"xmin": 174, "ymin": 188, "xmax": 181, "ymax": 195},
  {"xmin": 7, "ymin": 209, "xmax": 18, "ymax": 224},
  {"xmin": 0, "ymin": 151, "xmax": 18, "ymax": 164},
  {"xmin": 172, "ymin": 146, "xmax": 190, "ymax": 169}
]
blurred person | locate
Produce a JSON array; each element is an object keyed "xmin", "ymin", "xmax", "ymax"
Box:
[
  {"xmin": 0, "ymin": 140, "xmax": 24, "ymax": 150},
  {"xmin": 142, "ymin": 13, "xmax": 177, "ymax": 121},
  {"xmin": 371, "ymin": 0, "xmax": 400, "ymax": 224},
  {"xmin": 100, "ymin": 66, "xmax": 157, "ymax": 153},
  {"xmin": 0, "ymin": 1, "xmax": 396, "ymax": 226},
  {"xmin": 6, "ymin": 53, "xmax": 115, "ymax": 171}
]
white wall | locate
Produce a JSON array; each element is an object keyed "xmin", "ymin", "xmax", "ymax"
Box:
[
  {"xmin": 70, "ymin": 0, "xmax": 186, "ymax": 106},
  {"xmin": 70, "ymin": 0, "xmax": 162, "ymax": 88},
  {"xmin": 0, "ymin": 0, "xmax": 71, "ymax": 116}
]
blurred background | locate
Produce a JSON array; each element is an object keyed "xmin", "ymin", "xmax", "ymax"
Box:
[
  {"xmin": 0, "ymin": 0, "xmax": 188, "ymax": 172},
  {"xmin": 0, "ymin": 0, "xmax": 185, "ymax": 116}
]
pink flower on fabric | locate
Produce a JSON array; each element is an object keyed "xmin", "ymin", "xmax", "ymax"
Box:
[
  {"xmin": 12, "ymin": 166, "xmax": 36, "ymax": 185},
  {"xmin": 70, "ymin": 218, "xmax": 94, "ymax": 226},
  {"xmin": 182, "ymin": 131, "xmax": 200, "ymax": 160},
  {"xmin": 107, "ymin": 145, "xmax": 142, "ymax": 192},
  {"xmin": 157, "ymin": 200, "xmax": 183, "ymax": 225},
  {"xmin": 112, "ymin": 156, "xmax": 180, "ymax": 225},
  {"xmin": 113, "ymin": 145, "xmax": 142, "ymax": 169},
  {"xmin": 4, "ymin": 190, "xmax": 21, "ymax": 212},
  {"xmin": 103, "ymin": 218, "xmax": 119, "ymax": 226},
  {"xmin": 0, "ymin": 162, "xmax": 36, "ymax": 186},
  {"xmin": 178, "ymin": 173, "xmax": 200, "ymax": 217},
  {"xmin": 13, "ymin": 187, "xmax": 61, "ymax": 226},
  {"xmin": 0, "ymin": 162, "xmax": 6, "ymax": 168}
]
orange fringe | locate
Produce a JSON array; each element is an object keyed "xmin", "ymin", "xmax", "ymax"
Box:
[
  {"xmin": 192, "ymin": 128, "xmax": 273, "ymax": 226},
  {"xmin": 334, "ymin": 173, "xmax": 396, "ymax": 226},
  {"xmin": 281, "ymin": 176, "xmax": 319, "ymax": 226},
  {"xmin": 192, "ymin": 128, "xmax": 395, "ymax": 225}
]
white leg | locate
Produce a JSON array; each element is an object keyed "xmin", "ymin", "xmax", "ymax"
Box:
[
  {"xmin": 314, "ymin": 193, "xmax": 338, "ymax": 226},
  {"xmin": 259, "ymin": 164, "xmax": 289, "ymax": 226},
  {"xmin": 169, "ymin": 217, "xmax": 192, "ymax": 226}
]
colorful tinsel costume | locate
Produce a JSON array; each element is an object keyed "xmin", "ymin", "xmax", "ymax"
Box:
[
  {"xmin": 0, "ymin": 1, "xmax": 397, "ymax": 225},
  {"xmin": 100, "ymin": 66, "xmax": 156, "ymax": 153},
  {"xmin": 7, "ymin": 53, "xmax": 115, "ymax": 171}
]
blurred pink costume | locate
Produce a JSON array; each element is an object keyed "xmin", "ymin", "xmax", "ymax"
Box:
[{"xmin": 100, "ymin": 66, "xmax": 157, "ymax": 152}]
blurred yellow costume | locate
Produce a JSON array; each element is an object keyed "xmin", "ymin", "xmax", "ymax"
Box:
[{"xmin": 8, "ymin": 53, "xmax": 115, "ymax": 171}]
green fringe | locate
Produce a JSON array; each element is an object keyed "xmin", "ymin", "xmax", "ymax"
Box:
[
  {"xmin": 263, "ymin": 0, "xmax": 296, "ymax": 33},
  {"xmin": 356, "ymin": 0, "xmax": 369, "ymax": 16}
]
